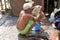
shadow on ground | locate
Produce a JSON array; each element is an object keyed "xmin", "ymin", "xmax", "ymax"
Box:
[{"xmin": 18, "ymin": 31, "xmax": 49, "ymax": 40}]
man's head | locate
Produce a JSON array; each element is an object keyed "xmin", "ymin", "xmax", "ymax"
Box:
[{"xmin": 23, "ymin": 3, "xmax": 33, "ymax": 13}]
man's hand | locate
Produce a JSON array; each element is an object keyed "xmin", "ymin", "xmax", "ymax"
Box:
[{"xmin": 34, "ymin": 13, "xmax": 40, "ymax": 22}]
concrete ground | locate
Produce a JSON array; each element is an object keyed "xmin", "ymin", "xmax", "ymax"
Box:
[
  {"xmin": 0, "ymin": 16, "xmax": 59, "ymax": 40},
  {"xmin": 0, "ymin": 17, "xmax": 19, "ymax": 40},
  {"xmin": 0, "ymin": 26, "xmax": 19, "ymax": 40}
]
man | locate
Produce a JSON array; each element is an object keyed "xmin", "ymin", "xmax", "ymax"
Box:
[
  {"xmin": 17, "ymin": 3, "xmax": 40, "ymax": 35},
  {"xmin": 17, "ymin": 3, "xmax": 49, "ymax": 40}
]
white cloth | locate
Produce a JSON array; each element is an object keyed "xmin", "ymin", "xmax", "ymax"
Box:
[
  {"xmin": 32, "ymin": 5, "xmax": 42, "ymax": 16},
  {"xmin": 50, "ymin": 8, "xmax": 60, "ymax": 18},
  {"xmin": 52, "ymin": 23, "xmax": 56, "ymax": 28},
  {"xmin": 23, "ymin": 3, "xmax": 32, "ymax": 10}
]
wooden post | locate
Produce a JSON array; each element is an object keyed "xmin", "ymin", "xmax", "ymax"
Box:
[
  {"xmin": 40, "ymin": 0, "xmax": 44, "ymax": 11},
  {"xmin": 57, "ymin": 0, "xmax": 60, "ymax": 8}
]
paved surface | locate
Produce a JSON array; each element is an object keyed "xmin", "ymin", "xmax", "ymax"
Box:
[
  {"xmin": 0, "ymin": 26, "xmax": 19, "ymax": 40},
  {"xmin": 0, "ymin": 17, "xmax": 19, "ymax": 40}
]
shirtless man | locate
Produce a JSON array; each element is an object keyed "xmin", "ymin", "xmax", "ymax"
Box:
[{"xmin": 17, "ymin": 3, "xmax": 40, "ymax": 35}]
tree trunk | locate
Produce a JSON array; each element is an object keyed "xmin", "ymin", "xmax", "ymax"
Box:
[
  {"xmin": 10, "ymin": 0, "xmax": 44, "ymax": 16},
  {"xmin": 10, "ymin": 0, "xmax": 25, "ymax": 16}
]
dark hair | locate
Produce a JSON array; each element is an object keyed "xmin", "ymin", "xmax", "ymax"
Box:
[{"xmin": 54, "ymin": 11, "xmax": 60, "ymax": 18}]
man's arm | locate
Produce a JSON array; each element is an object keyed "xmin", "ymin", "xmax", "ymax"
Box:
[{"xmin": 28, "ymin": 13, "xmax": 40, "ymax": 22}]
